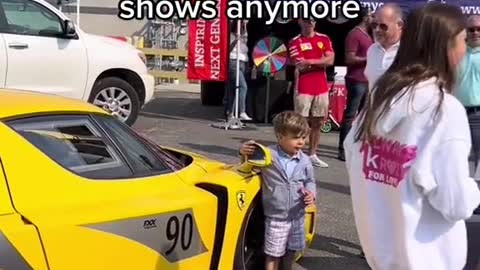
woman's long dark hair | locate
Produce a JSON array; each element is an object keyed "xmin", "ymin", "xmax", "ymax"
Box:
[{"xmin": 354, "ymin": 2, "xmax": 466, "ymax": 142}]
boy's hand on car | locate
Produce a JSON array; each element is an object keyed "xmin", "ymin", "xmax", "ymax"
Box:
[
  {"xmin": 239, "ymin": 140, "xmax": 256, "ymax": 156},
  {"xmin": 301, "ymin": 187, "xmax": 315, "ymax": 206}
]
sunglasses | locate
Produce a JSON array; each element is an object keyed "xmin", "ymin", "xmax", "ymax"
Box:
[
  {"xmin": 468, "ymin": 27, "xmax": 480, "ymax": 33},
  {"xmin": 370, "ymin": 22, "xmax": 388, "ymax": 31}
]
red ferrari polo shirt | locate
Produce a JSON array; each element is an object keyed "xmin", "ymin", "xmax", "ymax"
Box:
[{"xmin": 288, "ymin": 32, "xmax": 334, "ymax": 95}]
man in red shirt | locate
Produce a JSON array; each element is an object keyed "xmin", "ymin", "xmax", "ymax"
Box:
[{"xmin": 288, "ymin": 18, "xmax": 335, "ymax": 168}]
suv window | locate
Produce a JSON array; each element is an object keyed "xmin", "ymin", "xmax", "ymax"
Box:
[
  {"xmin": 0, "ymin": 0, "xmax": 63, "ymax": 36},
  {"xmin": 8, "ymin": 115, "xmax": 133, "ymax": 179}
]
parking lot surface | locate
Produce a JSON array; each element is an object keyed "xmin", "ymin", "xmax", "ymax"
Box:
[{"xmin": 133, "ymin": 87, "xmax": 370, "ymax": 270}]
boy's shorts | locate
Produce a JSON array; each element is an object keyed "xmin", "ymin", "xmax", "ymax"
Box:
[
  {"xmin": 264, "ymin": 217, "xmax": 306, "ymax": 257},
  {"xmin": 294, "ymin": 92, "xmax": 329, "ymax": 118}
]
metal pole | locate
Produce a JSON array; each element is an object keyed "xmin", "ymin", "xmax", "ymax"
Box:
[
  {"xmin": 76, "ymin": 0, "xmax": 80, "ymax": 27},
  {"xmin": 234, "ymin": 20, "xmax": 241, "ymax": 119},
  {"xmin": 265, "ymin": 73, "xmax": 270, "ymax": 123}
]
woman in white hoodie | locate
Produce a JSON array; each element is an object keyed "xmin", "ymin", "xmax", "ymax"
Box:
[{"xmin": 344, "ymin": 2, "xmax": 480, "ymax": 270}]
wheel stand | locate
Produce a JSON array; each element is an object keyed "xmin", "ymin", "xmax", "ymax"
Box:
[{"xmin": 210, "ymin": 116, "xmax": 245, "ymax": 130}]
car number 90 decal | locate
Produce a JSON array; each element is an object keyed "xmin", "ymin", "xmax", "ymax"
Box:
[
  {"xmin": 165, "ymin": 213, "xmax": 193, "ymax": 255},
  {"xmin": 84, "ymin": 209, "xmax": 207, "ymax": 262}
]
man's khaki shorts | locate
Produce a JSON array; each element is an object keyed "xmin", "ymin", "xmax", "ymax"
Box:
[{"xmin": 294, "ymin": 92, "xmax": 329, "ymax": 117}]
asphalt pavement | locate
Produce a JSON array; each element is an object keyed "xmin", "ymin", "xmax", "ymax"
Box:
[{"xmin": 132, "ymin": 85, "xmax": 370, "ymax": 270}]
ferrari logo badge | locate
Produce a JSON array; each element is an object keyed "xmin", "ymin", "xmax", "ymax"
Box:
[
  {"xmin": 236, "ymin": 191, "xmax": 246, "ymax": 210},
  {"xmin": 317, "ymin": 42, "xmax": 324, "ymax": 49}
]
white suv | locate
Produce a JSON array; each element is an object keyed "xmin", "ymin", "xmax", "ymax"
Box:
[{"xmin": 0, "ymin": 0, "xmax": 154, "ymax": 125}]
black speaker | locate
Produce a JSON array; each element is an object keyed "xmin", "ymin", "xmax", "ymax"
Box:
[{"xmin": 246, "ymin": 78, "xmax": 292, "ymax": 123}]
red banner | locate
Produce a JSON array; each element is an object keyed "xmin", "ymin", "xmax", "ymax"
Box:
[
  {"xmin": 328, "ymin": 83, "xmax": 347, "ymax": 126},
  {"xmin": 187, "ymin": 0, "xmax": 228, "ymax": 81}
]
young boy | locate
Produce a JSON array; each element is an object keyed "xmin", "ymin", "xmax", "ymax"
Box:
[{"xmin": 239, "ymin": 111, "xmax": 317, "ymax": 270}]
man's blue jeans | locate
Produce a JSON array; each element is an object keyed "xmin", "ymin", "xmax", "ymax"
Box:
[
  {"xmin": 338, "ymin": 78, "xmax": 368, "ymax": 151},
  {"xmin": 225, "ymin": 59, "xmax": 248, "ymax": 115},
  {"xmin": 467, "ymin": 108, "xmax": 480, "ymax": 180}
]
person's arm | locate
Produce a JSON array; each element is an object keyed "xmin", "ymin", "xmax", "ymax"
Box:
[
  {"xmin": 303, "ymin": 52, "xmax": 334, "ymax": 68},
  {"xmin": 425, "ymin": 138, "xmax": 480, "ymax": 222},
  {"xmin": 288, "ymin": 39, "xmax": 301, "ymax": 64},
  {"xmin": 364, "ymin": 45, "xmax": 373, "ymax": 90},
  {"xmin": 229, "ymin": 35, "xmax": 239, "ymax": 53},
  {"xmin": 345, "ymin": 31, "xmax": 366, "ymax": 65},
  {"xmin": 343, "ymin": 117, "xmax": 358, "ymax": 169},
  {"xmin": 304, "ymin": 163, "xmax": 317, "ymax": 200},
  {"xmin": 293, "ymin": 67, "xmax": 299, "ymax": 94},
  {"xmin": 300, "ymin": 162, "xmax": 317, "ymax": 207},
  {"xmin": 288, "ymin": 39, "xmax": 302, "ymax": 93},
  {"xmin": 453, "ymin": 55, "xmax": 468, "ymax": 98},
  {"xmin": 297, "ymin": 53, "xmax": 333, "ymax": 74},
  {"xmin": 298, "ymin": 36, "xmax": 335, "ymax": 73},
  {"xmin": 345, "ymin": 52, "xmax": 366, "ymax": 65},
  {"xmin": 314, "ymin": 36, "xmax": 335, "ymax": 68},
  {"xmin": 239, "ymin": 155, "xmax": 246, "ymax": 163},
  {"xmin": 239, "ymin": 140, "xmax": 256, "ymax": 163},
  {"xmin": 414, "ymin": 101, "xmax": 480, "ymax": 222}
]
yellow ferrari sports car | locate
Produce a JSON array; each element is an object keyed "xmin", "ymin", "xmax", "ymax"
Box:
[{"xmin": 0, "ymin": 89, "xmax": 316, "ymax": 270}]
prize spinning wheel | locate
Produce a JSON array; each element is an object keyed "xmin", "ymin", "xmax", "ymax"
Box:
[
  {"xmin": 252, "ymin": 36, "xmax": 288, "ymax": 123},
  {"xmin": 253, "ymin": 36, "xmax": 288, "ymax": 74}
]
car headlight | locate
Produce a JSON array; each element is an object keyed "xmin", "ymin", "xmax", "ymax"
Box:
[{"xmin": 138, "ymin": 52, "xmax": 147, "ymax": 65}]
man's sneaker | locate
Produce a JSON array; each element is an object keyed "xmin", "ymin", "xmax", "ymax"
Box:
[
  {"xmin": 240, "ymin": 112, "xmax": 252, "ymax": 121},
  {"xmin": 310, "ymin": 154, "xmax": 328, "ymax": 168}
]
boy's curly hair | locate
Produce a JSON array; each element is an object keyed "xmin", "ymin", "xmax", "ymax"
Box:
[{"xmin": 272, "ymin": 111, "xmax": 310, "ymax": 137}]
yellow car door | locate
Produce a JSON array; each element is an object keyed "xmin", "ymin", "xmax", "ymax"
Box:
[
  {"xmin": 0, "ymin": 114, "xmax": 218, "ymax": 270},
  {"xmin": 0, "ymin": 160, "xmax": 48, "ymax": 270}
]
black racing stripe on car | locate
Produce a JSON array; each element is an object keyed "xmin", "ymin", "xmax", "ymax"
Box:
[
  {"xmin": 82, "ymin": 209, "xmax": 208, "ymax": 263},
  {"xmin": 0, "ymin": 231, "xmax": 34, "ymax": 270},
  {"xmin": 196, "ymin": 184, "xmax": 228, "ymax": 270}
]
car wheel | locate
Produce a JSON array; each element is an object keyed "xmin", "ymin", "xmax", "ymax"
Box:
[
  {"xmin": 89, "ymin": 77, "xmax": 140, "ymax": 126},
  {"xmin": 320, "ymin": 120, "xmax": 332, "ymax": 133},
  {"xmin": 234, "ymin": 198, "xmax": 265, "ymax": 270}
]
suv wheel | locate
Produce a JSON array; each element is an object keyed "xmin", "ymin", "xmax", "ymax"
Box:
[{"xmin": 89, "ymin": 77, "xmax": 140, "ymax": 125}]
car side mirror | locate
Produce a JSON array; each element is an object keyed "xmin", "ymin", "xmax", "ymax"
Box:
[
  {"xmin": 238, "ymin": 143, "xmax": 271, "ymax": 173},
  {"xmin": 64, "ymin": 20, "xmax": 76, "ymax": 37}
]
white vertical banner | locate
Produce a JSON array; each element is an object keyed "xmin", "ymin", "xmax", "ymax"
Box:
[
  {"xmin": 76, "ymin": 0, "xmax": 80, "ymax": 27},
  {"xmin": 234, "ymin": 19, "xmax": 241, "ymax": 119}
]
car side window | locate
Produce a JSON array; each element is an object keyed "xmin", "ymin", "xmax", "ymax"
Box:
[
  {"xmin": 7, "ymin": 115, "xmax": 134, "ymax": 179},
  {"xmin": 94, "ymin": 115, "xmax": 175, "ymax": 177},
  {"xmin": 0, "ymin": 0, "xmax": 63, "ymax": 37}
]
